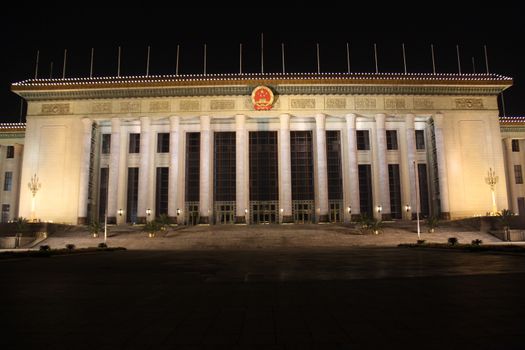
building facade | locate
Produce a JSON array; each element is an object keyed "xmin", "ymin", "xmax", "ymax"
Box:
[
  {"xmin": 0, "ymin": 123, "xmax": 24, "ymax": 223},
  {"xmin": 8, "ymin": 73, "xmax": 512, "ymax": 225}
]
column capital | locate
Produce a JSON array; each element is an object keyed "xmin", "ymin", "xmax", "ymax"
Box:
[
  {"xmin": 140, "ymin": 116, "xmax": 151, "ymax": 127},
  {"xmin": 405, "ymin": 113, "xmax": 415, "ymax": 128},
  {"xmin": 200, "ymin": 115, "xmax": 211, "ymax": 130},
  {"xmin": 111, "ymin": 117, "xmax": 121, "ymax": 130},
  {"xmin": 81, "ymin": 117, "xmax": 91, "ymax": 129},
  {"xmin": 235, "ymin": 114, "xmax": 246, "ymax": 129},
  {"xmin": 315, "ymin": 113, "xmax": 326, "ymax": 129},
  {"xmin": 280, "ymin": 113, "xmax": 290, "ymax": 129},
  {"xmin": 345, "ymin": 113, "xmax": 357, "ymax": 127},
  {"xmin": 169, "ymin": 115, "xmax": 180, "ymax": 130},
  {"xmin": 433, "ymin": 113, "xmax": 444, "ymax": 128},
  {"xmin": 375, "ymin": 113, "xmax": 386, "ymax": 128}
]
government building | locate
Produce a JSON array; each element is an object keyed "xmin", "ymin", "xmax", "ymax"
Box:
[{"xmin": 0, "ymin": 72, "xmax": 518, "ymax": 225}]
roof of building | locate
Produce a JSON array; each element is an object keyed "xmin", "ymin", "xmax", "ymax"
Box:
[{"xmin": 0, "ymin": 123, "xmax": 26, "ymax": 131}]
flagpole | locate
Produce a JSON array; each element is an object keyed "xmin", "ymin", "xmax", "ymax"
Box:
[
  {"xmin": 239, "ymin": 43, "xmax": 242, "ymax": 74},
  {"xmin": 261, "ymin": 33, "xmax": 264, "ymax": 74},
  {"xmin": 19, "ymin": 99, "xmax": 23, "ymax": 123},
  {"xmin": 62, "ymin": 49, "xmax": 67, "ymax": 79},
  {"xmin": 34, "ymin": 50, "xmax": 40, "ymax": 79},
  {"xmin": 402, "ymin": 43, "xmax": 407, "ymax": 74},
  {"xmin": 203, "ymin": 44, "xmax": 207, "ymax": 75},
  {"xmin": 346, "ymin": 42, "xmax": 351, "ymax": 73},
  {"xmin": 431, "ymin": 44, "xmax": 436, "ymax": 74},
  {"xmin": 374, "ymin": 43, "xmax": 379, "ymax": 73},
  {"xmin": 316, "ymin": 43, "xmax": 320, "ymax": 74},
  {"xmin": 501, "ymin": 92, "xmax": 507, "ymax": 117},
  {"xmin": 146, "ymin": 45, "xmax": 151, "ymax": 76},
  {"xmin": 49, "ymin": 61, "xmax": 53, "ymax": 79},
  {"xmin": 456, "ymin": 44, "xmax": 462, "ymax": 74},
  {"xmin": 472, "ymin": 57, "xmax": 476, "ymax": 74},
  {"xmin": 117, "ymin": 46, "xmax": 121, "ymax": 77},
  {"xmin": 484, "ymin": 44, "xmax": 490, "ymax": 74},
  {"xmin": 90, "ymin": 48, "xmax": 94, "ymax": 78},
  {"xmin": 176, "ymin": 44, "xmax": 180, "ymax": 76},
  {"xmin": 281, "ymin": 43, "xmax": 285, "ymax": 74}
]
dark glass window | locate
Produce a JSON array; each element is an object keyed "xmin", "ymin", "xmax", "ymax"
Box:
[
  {"xmin": 214, "ymin": 132, "xmax": 236, "ymax": 202},
  {"xmin": 129, "ymin": 133, "xmax": 140, "ymax": 153},
  {"xmin": 249, "ymin": 131, "xmax": 278, "ymax": 201},
  {"xmin": 415, "ymin": 130, "xmax": 425, "ymax": 150},
  {"xmin": 291, "ymin": 131, "xmax": 314, "ymax": 201},
  {"xmin": 417, "ymin": 164, "xmax": 429, "ymax": 216},
  {"xmin": 3, "ymin": 172, "xmax": 12, "ymax": 191},
  {"xmin": 157, "ymin": 133, "xmax": 170, "ymax": 153},
  {"xmin": 1, "ymin": 204, "xmax": 9, "ymax": 223},
  {"xmin": 386, "ymin": 130, "xmax": 398, "ymax": 150},
  {"xmin": 515, "ymin": 165, "xmax": 523, "ymax": 184},
  {"xmin": 326, "ymin": 131, "xmax": 343, "ymax": 200},
  {"xmin": 126, "ymin": 168, "xmax": 139, "ymax": 223},
  {"xmin": 512, "ymin": 139, "xmax": 520, "ymax": 152},
  {"xmin": 101, "ymin": 134, "xmax": 111, "ymax": 154},
  {"xmin": 358, "ymin": 164, "xmax": 373, "ymax": 216},
  {"xmin": 98, "ymin": 167, "xmax": 109, "ymax": 222},
  {"xmin": 156, "ymin": 167, "xmax": 169, "ymax": 216},
  {"xmin": 388, "ymin": 164, "xmax": 402, "ymax": 219},
  {"xmin": 185, "ymin": 133, "xmax": 200, "ymax": 202},
  {"xmin": 6, "ymin": 146, "xmax": 14, "ymax": 158},
  {"xmin": 356, "ymin": 130, "xmax": 370, "ymax": 150}
]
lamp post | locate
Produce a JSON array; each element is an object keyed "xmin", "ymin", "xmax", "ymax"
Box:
[
  {"xmin": 27, "ymin": 173, "xmax": 41, "ymax": 222},
  {"xmin": 485, "ymin": 167, "xmax": 498, "ymax": 215}
]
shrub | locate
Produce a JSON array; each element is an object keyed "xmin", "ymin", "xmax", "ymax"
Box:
[
  {"xmin": 447, "ymin": 237, "xmax": 458, "ymax": 245},
  {"xmin": 39, "ymin": 245, "xmax": 50, "ymax": 251},
  {"xmin": 417, "ymin": 239, "xmax": 426, "ymax": 245},
  {"xmin": 98, "ymin": 242, "xmax": 108, "ymax": 249},
  {"xmin": 471, "ymin": 239, "xmax": 483, "ymax": 246},
  {"xmin": 14, "ymin": 217, "xmax": 29, "ymax": 234},
  {"xmin": 65, "ymin": 244, "xmax": 76, "ymax": 250}
]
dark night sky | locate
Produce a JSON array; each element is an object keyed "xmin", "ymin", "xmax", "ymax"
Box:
[{"xmin": 1, "ymin": 4, "xmax": 524, "ymax": 122}]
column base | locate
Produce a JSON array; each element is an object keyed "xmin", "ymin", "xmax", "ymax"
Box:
[
  {"xmin": 282, "ymin": 215, "xmax": 294, "ymax": 224},
  {"xmin": 136, "ymin": 216, "xmax": 146, "ymax": 224},
  {"xmin": 235, "ymin": 216, "xmax": 246, "ymax": 224},
  {"xmin": 318, "ymin": 214, "xmax": 329, "ymax": 223},
  {"xmin": 440, "ymin": 212, "xmax": 451, "ymax": 220},
  {"xmin": 350, "ymin": 214, "xmax": 362, "ymax": 222},
  {"xmin": 77, "ymin": 217, "xmax": 87, "ymax": 225},
  {"xmin": 381, "ymin": 213, "xmax": 392, "ymax": 221},
  {"xmin": 199, "ymin": 216, "xmax": 210, "ymax": 224},
  {"xmin": 107, "ymin": 216, "xmax": 116, "ymax": 224}
]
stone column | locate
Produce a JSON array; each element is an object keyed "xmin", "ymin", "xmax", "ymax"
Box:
[
  {"xmin": 315, "ymin": 113, "xmax": 329, "ymax": 223},
  {"xmin": 345, "ymin": 113, "xmax": 360, "ymax": 220},
  {"xmin": 406, "ymin": 114, "xmax": 417, "ymax": 219},
  {"xmin": 77, "ymin": 117, "xmax": 92, "ymax": 224},
  {"xmin": 137, "ymin": 116, "xmax": 151, "ymax": 223},
  {"xmin": 107, "ymin": 118, "xmax": 121, "ymax": 224},
  {"xmin": 280, "ymin": 113, "xmax": 293, "ymax": 223},
  {"xmin": 12, "ymin": 144, "xmax": 23, "ymax": 219},
  {"xmin": 433, "ymin": 114, "xmax": 451, "ymax": 219},
  {"xmin": 504, "ymin": 138, "xmax": 517, "ymax": 212},
  {"xmin": 375, "ymin": 113, "xmax": 391, "ymax": 220},
  {"xmin": 235, "ymin": 114, "xmax": 247, "ymax": 224},
  {"xmin": 168, "ymin": 116, "xmax": 180, "ymax": 223},
  {"xmin": 199, "ymin": 115, "xmax": 211, "ymax": 224}
]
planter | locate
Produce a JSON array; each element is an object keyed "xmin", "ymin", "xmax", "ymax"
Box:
[{"xmin": 148, "ymin": 232, "xmax": 156, "ymax": 238}]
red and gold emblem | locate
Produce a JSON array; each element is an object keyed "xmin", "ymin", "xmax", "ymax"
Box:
[{"xmin": 251, "ymin": 86, "xmax": 274, "ymax": 110}]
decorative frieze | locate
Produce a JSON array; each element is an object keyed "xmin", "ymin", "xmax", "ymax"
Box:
[
  {"xmin": 210, "ymin": 100, "xmax": 235, "ymax": 110},
  {"xmin": 455, "ymin": 98, "xmax": 484, "ymax": 109},
  {"xmin": 385, "ymin": 98, "xmax": 406, "ymax": 109},
  {"xmin": 149, "ymin": 101, "xmax": 170, "ymax": 112},
  {"xmin": 355, "ymin": 97, "xmax": 376, "ymax": 109},
  {"xmin": 41, "ymin": 103, "xmax": 70, "ymax": 114},
  {"xmin": 290, "ymin": 98, "xmax": 315, "ymax": 109},
  {"xmin": 179, "ymin": 100, "xmax": 200, "ymax": 111},
  {"xmin": 120, "ymin": 101, "xmax": 141, "ymax": 113},
  {"xmin": 92, "ymin": 102, "xmax": 112, "ymax": 113},
  {"xmin": 326, "ymin": 98, "xmax": 346, "ymax": 109},
  {"xmin": 414, "ymin": 98, "xmax": 434, "ymax": 109}
]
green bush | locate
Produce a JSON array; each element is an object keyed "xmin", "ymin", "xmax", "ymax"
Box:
[
  {"xmin": 471, "ymin": 239, "xmax": 483, "ymax": 246},
  {"xmin": 98, "ymin": 242, "xmax": 108, "ymax": 249},
  {"xmin": 39, "ymin": 245, "xmax": 50, "ymax": 251},
  {"xmin": 417, "ymin": 239, "xmax": 426, "ymax": 245},
  {"xmin": 447, "ymin": 237, "xmax": 458, "ymax": 245},
  {"xmin": 65, "ymin": 244, "xmax": 76, "ymax": 250}
]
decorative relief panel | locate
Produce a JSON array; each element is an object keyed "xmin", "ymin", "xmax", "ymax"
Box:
[
  {"xmin": 413, "ymin": 98, "xmax": 434, "ymax": 109},
  {"xmin": 326, "ymin": 98, "xmax": 346, "ymax": 109},
  {"xmin": 355, "ymin": 97, "xmax": 376, "ymax": 109},
  {"xmin": 41, "ymin": 103, "xmax": 70, "ymax": 114},
  {"xmin": 290, "ymin": 98, "xmax": 315, "ymax": 109},
  {"xmin": 92, "ymin": 102, "xmax": 112, "ymax": 113},
  {"xmin": 179, "ymin": 100, "xmax": 200, "ymax": 111},
  {"xmin": 149, "ymin": 101, "xmax": 170, "ymax": 112},
  {"xmin": 120, "ymin": 101, "xmax": 141, "ymax": 113},
  {"xmin": 455, "ymin": 98, "xmax": 484, "ymax": 109},
  {"xmin": 384, "ymin": 98, "xmax": 406, "ymax": 109},
  {"xmin": 210, "ymin": 100, "xmax": 235, "ymax": 110}
]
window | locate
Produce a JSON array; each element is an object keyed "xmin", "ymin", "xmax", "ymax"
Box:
[
  {"xmin": 185, "ymin": 133, "xmax": 200, "ymax": 202},
  {"xmin": 6, "ymin": 146, "xmax": 14, "ymax": 158},
  {"xmin": 326, "ymin": 131, "xmax": 343, "ymax": 200},
  {"xmin": 388, "ymin": 164, "xmax": 402, "ymax": 219},
  {"xmin": 3, "ymin": 172, "xmax": 12, "ymax": 191},
  {"xmin": 214, "ymin": 132, "xmax": 236, "ymax": 202},
  {"xmin": 1, "ymin": 204, "xmax": 9, "ymax": 223},
  {"xmin": 415, "ymin": 130, "xmax": 425, "ymax": 150},
  {"xmin": 386, "ymin": 130, "xmax": 398, "ymax": 150},
  {"xmin": 512, "ymin": 139, "xmax": 520, "ymax": 152},
  {"xmin": 356, "ymin": 130, "xmax": 370, "ymax": 150},
  {"xmin": 515, "ymin": 165, "xmax": 523, "ymax": 184},
  {"xmin": 290, "ymin": 131, "xmax": 314, "ymax": 201},
  {"xmin": 101, "ymin": 134, "xmax": 111, "ymax": 154},
  {"xmin": 155, "ymin": 167, "xmax": 169, "ymax": 216},
  {"xmin": 249, "ymin": 131, "xmax": 278, "ymax": 201},
  {"xmin": 157, "ymin": 133, "xmax": 170, "ymax": 153},
  {"xmin": 129, "ymin": 133, "xmax": 140, "ymax": 153},
  {"xmin": 358, "ymin": 164, "xmax": 373, "ymax": 216}
]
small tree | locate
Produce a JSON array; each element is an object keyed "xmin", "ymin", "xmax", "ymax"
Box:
[
  {"xmin": 497, "ymin": 209, "xmax": 514, "ymax": 241},
  {"xmin": 156, "ymin": 214, "xmax": 171, "ymax": 231},
  {"xmin": 368, "ymin": 218, "xmax": 383, "ymax": 235},
  {"xmin": 143, "ymin": 220, "xmax": 162, "ymax": 238},
  {"xmin": 426, "ymin": 216, "xmax": 439, "ymax": 233},
  {"xmin": 88, "ymin": 221, "xmax": 102, "ymax": 238}
]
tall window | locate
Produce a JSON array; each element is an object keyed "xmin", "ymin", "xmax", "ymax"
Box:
[
  {"xmin": 249, "ymin": 131, "xmax": 278, "ymax": 201},
  {"xmin": 126, "ymin": 168, "xmax": 139, "ymax": 223},
  {"xmin": 415, "ymin": 130, "xmax": 425, "ymax": 150},
  {"xmin": 388, "ymin": 164, "xmax": 402, "ymax": 219},
  {"xmin": 358, "ymin": 164, "xmax": 373, "ymax": 216},
  {"xmin": 214, "ymin": 132, "xmax": 236, "ymax": 202},
  {"xmin": 290, "ymin": 131, "xmax": 314, "ymax": 201},
  {"xmin": 512, "ymin": 139, "xmax": 520, "ymax": 152},
  {"xmin": 156, "ymin": 167, "xmax": 169, "ymax": 216},
  {"xmin": 356, "ymin": 130, "xmax": 370, "ymax": 150},
  {"xmin": 101, "ymin": 134, "xmax": 111, "ymax": 154},
  {"xmin": 386, "ymin": 130, "xmax": 398, "ymax": 150},
  {"xmin": 157, "ymin": 133, "xmax": 170, "ymax": 153},
  {"xmin": 326, "ymin": 131, "xmax": 343, "ymax": 200},
  {"xmin": 6, "ymin": 146, "xmax": 14, "ymax": 158},
  {"xmin": 129, "ymin": 133, "xmax": 140, "ymax": 153},
  {"xmin": 418, "ymin": 164, "xmax": 430, "ymax": 216},
  {"xmin": 515, "ymin": 165, "xmax": 523, "ymax": 184},
  {"xmin": 1, "ymin": 204, "xmax": 9, "ymax": 223},
  {"xmin": 3, "ymin": 172, "xmax": 12, "ymax": 191},
  {"xmin": 98, "ymin": 168, "xmax": 109, "ymax": 222},
  {"xmin": 185, "ymin": 133, "xmax": 200, "ymax": 202}
]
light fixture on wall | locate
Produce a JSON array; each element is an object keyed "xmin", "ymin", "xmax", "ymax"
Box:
[
  {"xmin": 405, "ymin": 204, "xmax": 411, "ymax": 213},
  {"xmin": 146, "ymin": 208, "xmax": 151, "ymax": 217},
  {"xmin": 176, "ymin": 208, "xmax": 181, "ymax": 216},
  {"xmin": 118, "ymin": 208, "xmax": 123, "ymax": 216},
  {"xmin": 376, "ymin": 205, "xmax": 382, "ymax": 214},
  {"xmin": 347, "ymin": 206, "xmax": 351, "ymax": 214}
]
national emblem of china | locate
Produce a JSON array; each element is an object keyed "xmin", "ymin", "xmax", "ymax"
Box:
[{"xmin": 251, "ymin": 86, "xmax": 274, "ymax": 110}]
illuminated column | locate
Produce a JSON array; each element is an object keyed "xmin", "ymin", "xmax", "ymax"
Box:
[
  {"xmin": 137, "ymin": 116, "xmax": 151, "ymax": 223},
  {"xmin": 315, "ymin": 113, "xmax": 329, "ymax": 223},
  {"xmin": 504, "ymin": 138, "xmax": 517, "ymax": 212},
  {"xmin": 13, "ymin": 144, "xmax": 23, "ymax": 219},
  {"xmin": 375, "ymin": 113, "xmax": 391, "ymax": 220},
  {"xmin": 345, "ymin": 113, "xmax": 360, "ymax": 220},
  {"xmin": 433, "ymin": 113, "xmax": 450, "ymax": 219},
  {"xmin": 235, "ymin": 114, "xmax": 248, "ymax": 223},
  {"xmin": 280, "ymin": 113, "xmax": 293, "ymax": 223},
  {"xmin": 168, "ymin": 116, "xmax": 180, "ymax": 223},
  {"xmin": 107, "ymin": 118, "xmax": 121, "ymax": 224},
  {"xmin": 199, "ymin": 115, "xmax": 212, "ymax": 224},
  {"xmin": 0, "ymin": 146, "xmax": 4, "ymax": 215},
  {"xmin": 77, "ymin": 117, "xmax": 92, "ymax": 224},
  {"xmin": 406, "ymin": 113, "xmax": 417, "ymax": 219}
]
